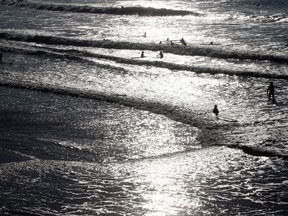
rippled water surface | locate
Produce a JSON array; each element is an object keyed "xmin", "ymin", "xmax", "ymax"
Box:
[
  {"xmin": 1, "ymin": 0, "xmax": 288, "ymax": 215},
  {"xmin": 1, "ymin": 147, "xmax": 288, "ymax": 215},
  {"xmin": 1, "ymin": 85, "xmax": 288, "ymax": 215}
]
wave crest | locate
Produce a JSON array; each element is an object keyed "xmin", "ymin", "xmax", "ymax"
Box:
[
  {"xmin": 1, "ymin": 31, "xmax": 288, "ymax": 66},
  {"xmin": 0, "ymin": 0, "xmax": 200, "ymax": 16}
]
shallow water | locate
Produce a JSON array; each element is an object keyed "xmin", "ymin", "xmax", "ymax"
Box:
[
  {"xmin": 1, "ymin": 0, "xmax": 288, "ymax": 215},
  {"xmin": 1, "ymin": 147, "xmax": 288, "ymax": 215},
  {"xmin": 1, "ymin": 86, "xmax": 288, "ymax": 215},
  {"xmin": 0, "ymin": 87, "xmax": 199, "ymax": 162}
]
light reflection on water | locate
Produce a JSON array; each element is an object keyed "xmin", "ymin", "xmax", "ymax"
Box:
[
  {"xmin": 2, "ymin": 51, "xmax": 288, "ymax": 154},
  {"xmin": 0, "ymin": 86, "xmax": 199, "ymax": 162},
  {"xmin": 2, "ymin": 86, "xmax": 288, "ymax": 215},
  {"xmin": 1, "ymin": 147, "xmax": 288, "ymax": 215},
  {"xmin": 1, "ymin": 0, "xmax": 288, "ymax": 215}
]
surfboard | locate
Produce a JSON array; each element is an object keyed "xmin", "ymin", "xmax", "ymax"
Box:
[{"xmin": 218, "ymin": 117, "xmax": 238, "ymax": 122}]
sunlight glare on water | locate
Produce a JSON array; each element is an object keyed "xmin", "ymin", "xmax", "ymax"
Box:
[
  {"xmin": 1, "ymin": 0, "xmax": 288, "ymax": 215},
  {"xmin": 105, "ymin": 146, "xmax": 288, "ymax": 215},
  {"xmin": 118, "ymin": 0, "xmax": 176, "ymax": 9},
  {"xmin": 1, "ymin": 147, "xmax": 288, "ymax": 215}
]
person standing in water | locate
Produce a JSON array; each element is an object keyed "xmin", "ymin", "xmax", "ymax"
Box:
[
  {"xmin": 180, "ymin": 38, "xmax": 187, "ymax": 46},
  {"xmin": 267, "ymin": 81, "xmax": 277, "ymax": 103},
  {"xmin": 213, "ymin": 105, "xmax": 219, "ymax": 120},
  {"xmin": 141, "ymin": 51, "xmax": 145, "ymax": 58},
  {"xmin": 157, "ymin": 51, "xmax": 164, "ymax": 59}
]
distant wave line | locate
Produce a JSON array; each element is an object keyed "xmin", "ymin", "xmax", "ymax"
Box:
[
  {"xmin": 0, "ymin": 0, "xmax": 200, "ymax": 16},
  {"xmin": 73, "ymin": 49, "xmax": 288, "ymax": 80},
  {"xmin": 0, "ymin": 44, "xmax": 131, "ymax": 73},
  {"xmin": 1, "ymin": 32, "xmax": 287, "ymax": 64},
  {"xmin": 1, "ymin": 44, "xmax": 288, "ymax": 80}
]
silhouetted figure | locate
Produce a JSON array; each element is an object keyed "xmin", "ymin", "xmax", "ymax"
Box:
[
  {"xmin": 141, "ymin": 51, "xmax": 145, "ymax": 58},
  {"xmin": 213, "ymin": 105, "xmax": 219, "ymax": 119},
  {"xmin": 210, "ymin": 41, "xmax": 214, "ymax": 45},
  {"xmin": 180, "ymin": 38, "xmax": 187, "ymax": 46},
  {"xmin": 267, "ymin": 81, "xmax": 277, "ymax": 103},
  {"xmin": 157, "ymin": 51, "xmax": 164, "ymax": 59},
  {"xmin": 170, "ymin": 41, "xmax": 174, "ymax": 45},
  {"xmin": 143, "ymin": 32, "xmax": 147, "ymax": 37}
]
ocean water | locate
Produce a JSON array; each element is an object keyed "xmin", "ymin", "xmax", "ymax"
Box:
[{"xmin": 1, "ymin": 0, "xmax": 288, "ymax": 215}]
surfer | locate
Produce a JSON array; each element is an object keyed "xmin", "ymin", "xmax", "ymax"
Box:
[
  {"xmin": 180, "ymin": 38, "xmax": 187, "ymax": 46},
  {"xmin": 157, "ymin": 51, "xmax": 164, "ymax": 59},
  {"xmin": 213, "ymin": 105, "xmax": 219, "ymax": 120},
  {"xmin": 267, "ymin": 82, "xmax": 275, "ymax": 103},
  {"xmin": 141, "ymin": 51, "xmax": 145, "ymax": 58},
  {"xmin": 267, "ymin": 81, "xmax": 277, "ymax": 103},
  {"xmin": 143, "ymin": 32, "xmax": 147, "ymax": 38}
]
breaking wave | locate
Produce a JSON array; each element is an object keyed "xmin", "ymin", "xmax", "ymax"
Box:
[
  {"xmin": 0, "ymin": 0, "xmax": 200, "ymax": 16},
  {"xmin": 2, "ymin": 44, "xmax": 288, "ymax": 80},
  {"xmin": 226, "ymin": 12, "xmax": 288, "ymax": 24},
  {"xmin": 1, "ymin": 31, "xmax": 287, "ymax": 66},
  {"xmin": 248, "ymin": 13, "xmax": 288, "ymax": 23},
  {"xmin": 1, "ymin": 33, "xmax": 288, "ymax": 80}
]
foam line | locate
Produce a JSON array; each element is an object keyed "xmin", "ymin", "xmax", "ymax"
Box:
[
  {"xmin": 1, "ymin": 32, "xmax": 287, "ymax": 64},
  {"xmin": 0, "ymin": 0, "xmax": 200, "ymax": 16},
  {"xmin": 1, "ymin": 44, "xmax": 288, "ymax": 80}
]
